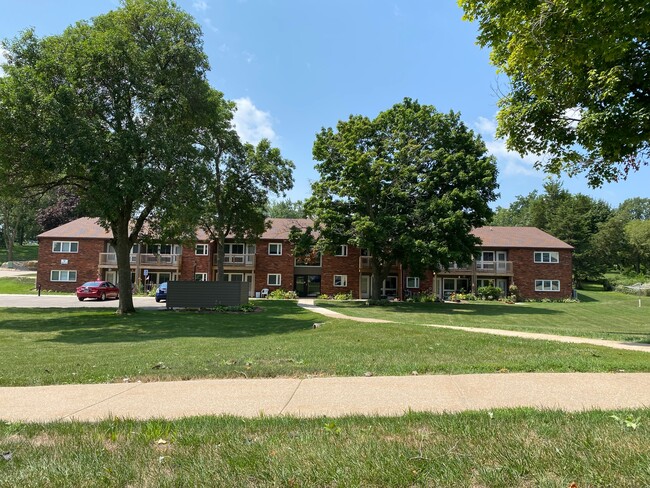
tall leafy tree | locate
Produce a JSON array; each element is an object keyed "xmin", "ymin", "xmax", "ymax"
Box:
[
  {"xmin": 617, "ymin": 198, "xmax": 650, "ymax": 221},
  {"xmin": 625, "ymin": 220, "xmax": 650, "ymax": 274},
  {"xmin": 460, "ymin": 0, "xmax": 650, "ymax": 186},
  {"xmin": 0, "ymin": 0, "xmax": 216, "ymax": 313},
  {"xmin": 308, "ymin": 98, "xmax": 498, "ymax": 300},
  {"xmin": 266, "ymin": 198, "xmax": 305, "ymax": 218},
  {"xmin": 197, "ymin": 95, "xmax": 294, "ymax": 281}
]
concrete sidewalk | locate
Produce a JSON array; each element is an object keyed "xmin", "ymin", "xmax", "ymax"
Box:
[
  {"xmin": 2, "ymin": 373, "xmax": 650, "ymax": 422},
  {"xmin": 298, "ymin": 299, "xmax": 650, "ymax": 353}
]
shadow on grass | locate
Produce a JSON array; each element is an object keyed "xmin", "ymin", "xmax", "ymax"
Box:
[
  {"xmin": 0, "ymin": 301, "xmax": 315, "ymax": 344},
  {"xmin": 320, "ymin": 301, "xmax": 563, "ymax": 318}
]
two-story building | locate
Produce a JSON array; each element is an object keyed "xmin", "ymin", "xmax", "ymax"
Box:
[{"xmin": 37, "ymin": 218, "xmax": 573, "ymax": 300}]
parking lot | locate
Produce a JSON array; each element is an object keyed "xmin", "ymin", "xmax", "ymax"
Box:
[{"xmin": 0, "ymin": 294, "xmax": 165, "ymax": 309}]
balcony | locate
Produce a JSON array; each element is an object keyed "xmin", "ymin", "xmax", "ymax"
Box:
[
  {"xmin": 438, "ymin": 261, "xmax": 513, "ymax": 276},
  {"xmin": 214, "ymin": 253, "xmax": 256, "ymax": 268},
  {"xmin": 99, "ymin": 253, "xmax": 181, "ymax": 269}
]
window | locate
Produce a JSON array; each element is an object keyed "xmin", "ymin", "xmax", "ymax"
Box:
[
  {"xmin": 194, "ymin": 273, "xmax": 207, "ymax": 281},
  {"xmin": 333, "ymin": 275, "xmax": 348, "ymax": 287},
  {"xmin": 268, "ymin": 243, "xmax": 282, "ymax": 255},
  {"xmin": 534, "ymin": 251, "xmax": 559, "ymax": 263},
  {"xmin": 335, "ymin": 245, "xmax": 348, "ymax": 257},
  {"xmin": 50, "ymin": 270, "xmax": 77, "ymax": 282},
  {"xmin": 195, "ymin": 244, "xmax": 209, "ymax": 256},
  {"xmin": 535, "ymin": 280, "xmax": 560, "ymax": 292},
  {"xmin": 52, "ymin": 241, "xmax": 78, "ymax": 253},
  {"xmin": 225, "ymin": 243, "xmax": 245, "ymax": 254},
  {"xmin": 406, "ymin": 277, "xmax": 420, "ymax": 288},
  {"xmin": 267, "ymin": 273, "xmax": 281, "ymax": 286}
]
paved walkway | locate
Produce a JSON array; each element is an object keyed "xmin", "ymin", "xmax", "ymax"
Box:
[
  {"xmin": 298, "ymin": 299, "xmax": 650, "ymax": 354},
  {"xmin": 297, "ymin": 298, "xmax": 394, "ymax": 323},
  {"xmin": 2, "ymin": 373, "xmax": 650, "ymax": 422}
]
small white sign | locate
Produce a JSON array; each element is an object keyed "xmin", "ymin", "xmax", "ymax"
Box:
[
  {"xmin": 143, "ymin": 269, "xmax": 149, "ymax": 277},
  {"xmin": 60, "ymin": 259, "xmax": 68, "ymax": 265}
]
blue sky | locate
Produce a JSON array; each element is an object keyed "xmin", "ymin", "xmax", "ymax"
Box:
[{"xmin": 1, "ymin": 0, "xmax": 647, "ymax": 209}]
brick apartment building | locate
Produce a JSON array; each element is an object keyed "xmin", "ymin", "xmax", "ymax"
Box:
[{"xmin": 37, "ymin": 217, "xmax": 573, "ymax": 300}]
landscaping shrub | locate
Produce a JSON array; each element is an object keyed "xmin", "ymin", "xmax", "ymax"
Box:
[
  {"xmin": 333, "ymin": 292, "xmax": 353, "ymax": 300},
  {"xmin": 477, "ymin": 285, "xmax": 502, "ymax": 300},
  {"xmin": 267, "ymin": 289, "xmax": 298, "ymax": 300}
]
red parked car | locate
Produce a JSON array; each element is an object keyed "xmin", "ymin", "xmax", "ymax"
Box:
[{"xmin": 76, "ymin": 281, "xmax": 120, "ymax": 301}]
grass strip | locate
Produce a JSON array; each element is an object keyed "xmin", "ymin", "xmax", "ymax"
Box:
[{"xmin": 1, "ymin": 409, "xmax": 649, "ymax": 487}]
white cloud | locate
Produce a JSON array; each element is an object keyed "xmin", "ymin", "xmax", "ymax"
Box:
[
  {"xmin": 193, "ymin": 0, "xmax": 209, "ymax": 12},
  {"xmin": 233, "ymin": 97, "xmax": 277, "ymax": 145},
  {"xmin": 203, "ymin": 17, "xmax": 219, "ymax": 33},
  {"xmin": 475, "ymin": 116, "xmax": 542, "ymax": 177}
]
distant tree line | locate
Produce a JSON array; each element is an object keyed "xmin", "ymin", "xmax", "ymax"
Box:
[{"xmin": 491, "ymin": 183, "xmax": 650, "ymax": 285}]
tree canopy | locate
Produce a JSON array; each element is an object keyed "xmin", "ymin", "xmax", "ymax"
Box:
[
  {"xmin": 460, "ymin": 0, "xmax": 650, "ymax": 186},
  {"xmin": 0, "ymin": 0, "xmax": 217, "ymax": 312},
  {"xmin": 266, "ymin": 198, "xmax": 305, "ymax": 219},
  {"xmin": 307, "ymin": 98, "xmax": 498, "ymax": 299}
]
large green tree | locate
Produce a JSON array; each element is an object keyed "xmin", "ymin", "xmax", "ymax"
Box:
[
  {"xmin": 625, "ymin": 220, "xmax": 650, "ymax": 274},
  {"xmin": 460, "ymin": 0, "xmax": 650, "ymax": 186},
  {"xmin": 266, "ymin": 198, "xmax": 305, "ymax": 219},
  {"xmin": 199, "ymin": 129, "xmax": 294, "ymax": 281},
  {"xmin": 308, "ymin": 98, "xmax": 498, "ymax": 300},
  {"xmin": 0, "ymin": 0, "xmax": 216, "ymax": 312}
]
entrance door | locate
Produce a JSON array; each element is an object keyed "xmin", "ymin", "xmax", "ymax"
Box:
[
  {"xmin": 496, "ymin": 278, "xmax": 508, "ymax": 296},
  {"xmin": 294, "ymin": 275, "xmax": 321, "ymax": 297},
  {"xmin": 360, "ymin": 275, "xmax": 371, "ymax": 299},
  {"xmin": 106, "ymin": 271, "xmax": 117, "ymax": 284}
]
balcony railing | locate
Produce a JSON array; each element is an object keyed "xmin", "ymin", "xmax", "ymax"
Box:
[
  {"xmin": 99, "ymin": 253, "xmax": 181, "ymax": 268},
  {"xmin": 438, "ymin": 261, "xmax": 513, "ymax": 275},
  {"xmin": 214, "ymin": 254, "xmax": 256, "ymax": 267}
]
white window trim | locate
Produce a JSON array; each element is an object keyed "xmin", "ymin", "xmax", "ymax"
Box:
[
  {"xmin": 335, "ymin": 245, "xmax": 348, "ymax": 257},
  {"xmin": 535, "ymin": 280, "xmax": 561, "ymax": 292},
  {"xmin": 195, "ymin": 244, "xmax": 209, "ymax": 256},
  {"xmin": 534, "ymin": 251, "xmax": 559, "ymax": 264},
  {"xmin": 50, "ymin": 270, "xmax": 77, "ymax": 282},
  {"xmin": 52, "ymin": 241, "xmax": 79, "ymax": 253},
  {"xmin": 268, "ymin": 243, "xmax": 283, "ymax": 256},
  {"xmin": 333, "ymin": 274, "xmax": 348, "ymax": 287},
  {"xmin": 194, "ymin": 273, "xmax": 207, "ymax": 281},
  {"xmin": 267, "ymin": 273, "xmax": 281, "ymax": 286},
  {"xmin": 406, "ymin": 276, "xmax": 420, "ymax": 288}
]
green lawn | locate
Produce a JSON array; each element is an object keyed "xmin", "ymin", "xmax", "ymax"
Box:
[
  {"xmin": 1, "ymin": 301, "xmax": 650, "ymax": 386},
  {"xmin": 1, "ymin": 409, "xmax": 649, "ymax": 487},
  {"xmin": 0, "ymin": 244, "xmax": 38, "ymax": 263},
  {"xmin": 317, "ymin": 289, "xmax": 650, "ymax": 343},
  {"xmin": 0, "ymin": 276, "xmax": 37, "ymax": 294}
]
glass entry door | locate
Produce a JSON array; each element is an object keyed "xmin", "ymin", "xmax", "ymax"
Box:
[{"xmin": 294, "ymin": 275, "xmax": 321, "ymax": 297}]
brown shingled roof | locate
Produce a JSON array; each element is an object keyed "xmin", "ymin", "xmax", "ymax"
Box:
[
  {"xmin": 261, "ymin": 218, "xmax": 315, "ymax": 240},
  {"xmin": 38, "ymin": 217, "xmax": 112, "ymax": 239},
  {"xmin": 471, "ymin": 226, "xmax": 574, "ymax": 249},
  {"xmin": 39, "ymin": 218, "xmax": 571, "ymax": 250}
]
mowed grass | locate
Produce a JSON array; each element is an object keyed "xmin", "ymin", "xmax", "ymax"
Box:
[
  {"xmin": 0, "ymin": 276, "xmax": 37, "ymax": 294},
  {"xmin": 0, "ymin": 244, "xmax": 38, "ymax": 263},
  {"xmin": 2, "ymin": 409, "xmax": 650, "ymax": 487},
  {"xmin": 318, "ymin": 289, "xmax": 650, "ymax": 343},
  {"xmin": 1, "ymin": 301, "xmax": 650, "ymax": 386}
]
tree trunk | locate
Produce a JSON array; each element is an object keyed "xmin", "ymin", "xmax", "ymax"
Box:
[
  {"xmin": 215, "ymin": 231, "xmax": 226, "ymax": 281},
  {"xmin": 1, "ymin": 205, "xmax": 17, "ymax": 264},
  {"xmin": 370, "ymin": 258, "xmax": 390, "ymax": 301},
  {"xmin": 114, "ymin": 218, "xmax": 136, "ymax": 314}
]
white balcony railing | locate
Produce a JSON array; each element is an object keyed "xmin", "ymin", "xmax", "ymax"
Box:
[
  {"xmin": 99, "ymin": 253, "xmax": 181, "ymax": 268},
  {"xmin": 439, "ymin": 261, "xmax": 513, "ymax": 275},
  {"xmin": 215, "ymin": 254, "xmax": 256, "ymax": 267}
]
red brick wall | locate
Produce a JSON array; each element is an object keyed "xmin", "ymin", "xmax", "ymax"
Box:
[
  {"xmin": 510, "ymin": 248, "xmax": 573, "ymax": 299},
  {"xmin": 179, "ymin": 243, "xmax": 212, "ymax": 281},
  {"xmin": 37, "ymin": 237, "xmax": 108, "ymax": 292},
  {"xmin": 321, "ymin": 247, "xmax": 361, "ymax": 298},
  {"xmin": 254, "ymin": 240, "xmax": 295, "ymax": 293}
]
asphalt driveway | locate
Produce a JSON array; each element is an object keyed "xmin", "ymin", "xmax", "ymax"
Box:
[{"xmin": 0, "ymin": 294, "xmax": 165, "ymax": 309}]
